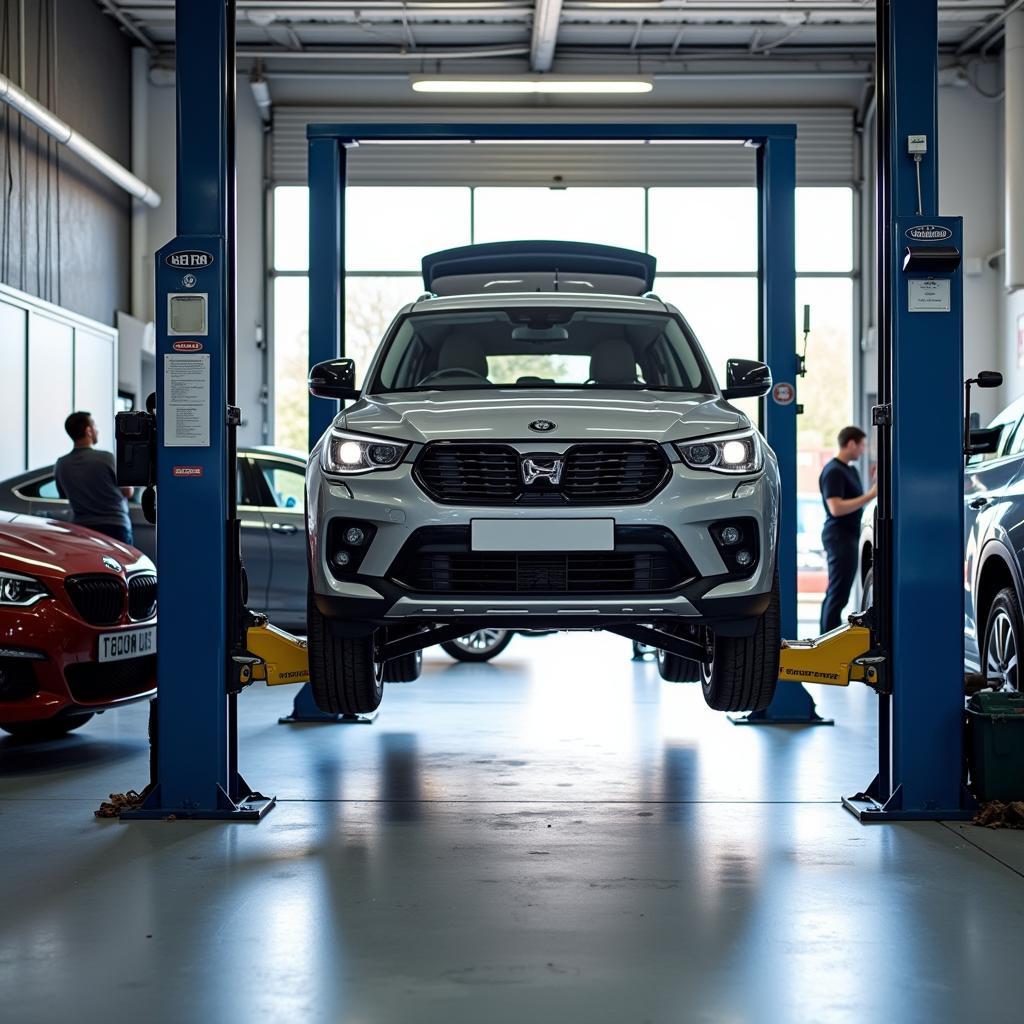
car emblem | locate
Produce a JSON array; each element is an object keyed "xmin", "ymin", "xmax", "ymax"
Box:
[
  {"xmin": 529, "ymin": 420, "xmax": 556, "ymax": 433},
  {"xmin": 102, "ymin": 557, "xmax": 123, "ymax": 573},
  {"xmin": 521, "ymin": 456, "xmax": 564, "ymax": 486}
]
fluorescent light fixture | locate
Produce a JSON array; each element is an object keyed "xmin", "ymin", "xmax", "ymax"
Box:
[{"xmin": 411, "ymin": 76, "xmax": 654, "ymax": 95}]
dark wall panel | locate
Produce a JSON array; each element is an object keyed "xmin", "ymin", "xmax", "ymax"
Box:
[{"xmin": 0, "ymin": 0, "xmax": 131, "ymax": 326}]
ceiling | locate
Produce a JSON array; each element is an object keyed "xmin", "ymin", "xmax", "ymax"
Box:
[{"xmin": 96, "ymin": 1, "xmax": 1016, "ymax": 70}]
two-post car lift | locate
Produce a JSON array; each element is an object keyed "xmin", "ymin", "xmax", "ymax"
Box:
[{"xmin": 121, "ymin": 0, "xmax": 970, "ymax": 823}]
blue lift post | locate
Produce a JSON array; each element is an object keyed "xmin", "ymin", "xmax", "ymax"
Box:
[
  {"xmin": 843, "ymin": 0, "xmax": 969, "ymax": 821},
  {"xmin": 123, "ymin": 0, "xmax": 273, "ymax": 819},
  {"xmin": 301, "ymin": 121, "xmax": 821, "ymax": 725}
]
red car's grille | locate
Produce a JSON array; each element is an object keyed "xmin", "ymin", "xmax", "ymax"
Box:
[
  {"xmin": 64, "ymin": 575, "xmax": 126, "ymax": 626},
  {"xmin": 128, "ymin": 574, "xmax": 157, "ymax": 621}
]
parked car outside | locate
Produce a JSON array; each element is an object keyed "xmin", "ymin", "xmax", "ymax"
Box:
[
  {"xmin": 797, "ymin": 491, "xmax": 828, "ymax": 595},
  {"xmin": 0, "ymin": 512, "xmax": 157, "ymax": 740},
  {"xmin": 0, "ymin": 446, "xmax": 307, "ymax": 633},
  {"xmin": 858, "ymin": 394, "xmax": 1024, "ymax": 691},
  {"xmin": 305, "ymin": 242, "xmax": 781, "ymax": 717}
]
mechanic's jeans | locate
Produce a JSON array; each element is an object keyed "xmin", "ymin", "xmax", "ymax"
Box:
[
  {"xmin": 820, "ymin": 531, "xmax": 858, "ymax": 633},
  {"xmin": 88, "ymin": 523, "xmax": 135, "ymax": 546}
]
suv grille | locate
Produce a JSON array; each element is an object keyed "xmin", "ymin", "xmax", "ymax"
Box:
[
  {"xmin": 65, "ymin": 575, "xmax": 126, "ymax": 626},
  {"xmin": 391, "ymin": 527, "xmax": 694, "ymax": 595},
  {"xmin": 414, "ymin": 442, "xmax": 669, "ymax": 506},
  {"xmin": 128, "ymin": 574, "xmax": 157, "ymax": 621},
  {"xmin": 65, "ymin": 655, "xmax": 156, "ymax": 704}
]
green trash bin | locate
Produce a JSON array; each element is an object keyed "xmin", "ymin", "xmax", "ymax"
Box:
[{"xmin": 967, "ymin": 692, "xmax": 1024, "ymax": 803}]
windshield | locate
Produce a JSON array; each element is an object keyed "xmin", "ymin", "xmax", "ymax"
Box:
[{"xmin": 370, "ymin": 307, "xmax": 714, "ymax": 394}]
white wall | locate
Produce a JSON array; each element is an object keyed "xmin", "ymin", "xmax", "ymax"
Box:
[
  {"xmin": 142, "ymin": 71, "xmax": 267, "ymax": 446},
  {"xmin": 939, "ymin": 83, "xmax": 1003, "ymax": 423}
]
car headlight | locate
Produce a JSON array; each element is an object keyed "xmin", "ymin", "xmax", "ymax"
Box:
[
  {"xmin": 676, "ymin": 429, "xmax": 763, "ymax": 475},
  {"xmin": 0, "ymin": 571, "xmax": 50, "ymax": 607},
  {"xmin": 321, "ymin": 430, "xmax": 409, "ymax": 475}
]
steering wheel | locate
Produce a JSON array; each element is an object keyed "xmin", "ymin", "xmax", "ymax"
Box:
[{"xmin": 417, "ymin": 367, "xmax": 491, "ymax": 386}]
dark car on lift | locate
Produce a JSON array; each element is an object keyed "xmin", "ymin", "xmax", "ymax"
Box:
[
  {"xmin": 0, "ymin": 447, "xmax": 309, "ymax": 633},
  {"xmin": 859, "ymin": 387, "xmax": 1024, "ymax": 691}
]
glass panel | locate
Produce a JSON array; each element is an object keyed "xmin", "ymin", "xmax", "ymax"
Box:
[
  {"xmin": 345, "ymin": 276, "xmax": 429, "ymax": 380},
  {"xmin": 796, "ymin": 187, "xmax": 853, "ymax": 272},
  {"xmin": 346, "ymin": 187, "xmax": 471, "ymax": 271},
  {"xmin": 0, "ymin": 300, "xmax": 27, "ymax": 478},
  {"xmin": 273, "ymin": 277, "xmax": 310, "ymax": 453},
  {"xmin": 648, "ymin": 188, "xmax": 757, "ymax": 272},
  {"xmin": 274, "ymin": 186, "xmax": 310, "ymax": 271},
  {"xmin": 258, "ymin": 462, "xmax": 305, "ymax": 510},
  {"xmin": 28, "ymin": 313, "xmax": 74, "ymax": 467},
  {"xmin": 795, "ymin": 276, "xmax": 854, "ymax": 628},
  {"xmin": 473, "ymin": 187, "xmax": 645, "ymax": 251}
]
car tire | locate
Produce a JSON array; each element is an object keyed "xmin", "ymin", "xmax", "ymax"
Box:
[
  {"xmin": 861, "ymin": 569, "xmax": 874, "ymax": 613},
  {"xmin": 656, "ymin": 625, "xmax": 707, "ymax": 683},
  {"xmin": 384, "ymin": 649, "xmax": 423, "ymax": 683},
  {"xmin": 307, "ymin": 584, "xmax": 383, "ymax": 714},
  {"xmin": 982, "ymin": 587, "xmax": 1022, "ymax": 693},
  {"xmin": 0, "ymin": 713, "xmax": 94, "ymax": 740},
  {"xmin": 700, "ymin": 573, "xmax": 781, "ymax": 712},
  {"xmin": 441, "ymin": 629, "xmax": 513, "ymax": 662}
]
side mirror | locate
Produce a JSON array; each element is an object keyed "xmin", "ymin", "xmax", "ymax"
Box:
[
  {"xmin": 309, "ymin": 358, "xmax": 359, "ymax": 400},
  {"xmin": 976, "ymin": 370, "xmax": 1003, "ymax": 389},
  {"xmin": 963, "ymin": 370, "xmax": 1003, "ymax": 458},
  {"xmin": 722, "ymin": 358, "xmax": 772, "ymax": 400}
]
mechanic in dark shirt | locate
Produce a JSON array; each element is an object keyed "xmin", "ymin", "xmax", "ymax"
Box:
[
  {"xmin": 54, "ymin": 411, "xmax": 134, "ymax": 545},
  {"xmin": 818, "ymin": 425, "xmax": 877, "ymax": 632}
]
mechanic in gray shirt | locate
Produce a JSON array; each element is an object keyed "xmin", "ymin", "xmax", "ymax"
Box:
[{"xmin": 55, "ymin": 411, "xmax": 134, "ymax": 545}]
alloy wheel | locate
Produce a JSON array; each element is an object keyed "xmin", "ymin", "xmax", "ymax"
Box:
[
  {"xmin": 451, "ymin": 629, "xmax": 508, "ymax": 655},
  {"xmin": 986, "ymin": 609, "xmax": 1019, "ymax": 692}
]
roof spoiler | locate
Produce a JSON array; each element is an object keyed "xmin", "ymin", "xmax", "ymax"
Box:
[{"xmin": 421, "ymin": 241, "xmax": 657, "ymax": 298}]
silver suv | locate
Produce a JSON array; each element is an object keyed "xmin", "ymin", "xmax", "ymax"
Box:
[{"xmin": 305, "ymin": 243, "xmax": 780, "ymax": 716}]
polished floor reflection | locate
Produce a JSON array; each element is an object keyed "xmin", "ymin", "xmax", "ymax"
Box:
[{"xmin": 1, "ymin": 631, "xmax": 1021, "ymax": 1024}]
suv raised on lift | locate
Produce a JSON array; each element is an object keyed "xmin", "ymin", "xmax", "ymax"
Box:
[{"xmin": 304, "ymin": 242, "xmax": 781, "ymax": 715}]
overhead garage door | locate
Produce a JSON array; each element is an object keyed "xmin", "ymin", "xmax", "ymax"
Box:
[{"xmin": 272, "ymin": 105, "xmax": 855, "ymax": 187}]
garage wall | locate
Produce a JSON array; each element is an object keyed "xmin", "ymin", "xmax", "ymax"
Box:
[{"xmin": 0, "ymin": 0, "xmax": 132, "ymax": 326}]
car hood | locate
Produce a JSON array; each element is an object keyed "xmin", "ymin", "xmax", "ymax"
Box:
[
  {"xmin": 0, "ymin": 511, "xmax": 153, "ymax": 581},
  {"xmin": 336, "ymin": 390, "xmax": 748, "ymax": 446}
]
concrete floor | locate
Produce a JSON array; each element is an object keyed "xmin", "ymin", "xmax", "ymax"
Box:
[{"xmin": 1, "ymin": 631, "xmax": 1022, "ymax": 1024}]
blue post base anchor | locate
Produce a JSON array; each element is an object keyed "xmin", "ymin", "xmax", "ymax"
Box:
[
  {"xmin": 729, "ymin": 681, "xmax": 834, "ymax": 726},
  {"xmin": 842, "ymin": 776, "xmax": 975, "ymax": 823},
  {"xmin": 279, "ymin": 682, "xmax": 379, "ymax": 725},
  {"xmin": 120, "ymin": 780, "xmax": 275, "ymax": 821}
]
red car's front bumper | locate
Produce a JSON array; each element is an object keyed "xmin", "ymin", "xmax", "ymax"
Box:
[{"xmin": 0, "ymin": 599, "xmax": 156, "ymax": 724}]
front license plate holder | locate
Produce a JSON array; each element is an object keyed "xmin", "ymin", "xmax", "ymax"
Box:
[
  {"xmin": 471, "ymin": 518, "xmax": 614, "ymax": 552},
  {"xmin": 99, "ymin": 625, "xmax": 157, "ymax": 663}
]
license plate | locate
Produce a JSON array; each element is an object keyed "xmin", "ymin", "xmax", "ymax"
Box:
[
  {"xmin": 99, "ymin": 626, "xmax": 157, "ymax": 663},
  {"xmin": 471, "ymin": 518, "xmax": 614, "ymax": 552}
]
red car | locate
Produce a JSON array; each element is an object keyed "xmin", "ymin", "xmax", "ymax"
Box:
[{"xmin": 0, "ymin": 512, "xmax": 157, "ymax": 740}]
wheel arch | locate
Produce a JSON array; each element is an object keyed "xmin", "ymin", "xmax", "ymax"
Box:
[{"xmin": 975, "ymin": 541, "xmax": 1024, "ymax": 643}]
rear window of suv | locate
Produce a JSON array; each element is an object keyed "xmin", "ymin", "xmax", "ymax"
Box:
[{"xmin": 371, "ymin": 307, "xmax": 713, "ymax": 394}]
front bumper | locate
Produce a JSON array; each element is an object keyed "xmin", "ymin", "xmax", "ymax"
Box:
[
  {"xmin": 0, "ymin": 600, "xmax": 157, "ymax": 724},
  {"xmin": 308, "ymin": 450, "xmax": 779, "ymax": 633}
]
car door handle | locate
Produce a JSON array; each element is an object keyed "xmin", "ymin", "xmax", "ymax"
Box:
[
  {"xmin": 969, "ymin": 497, "xmax": 992, "ymax": 510},
  {"xmin": 270, "ymin": 522, "xmax": 298, "ymax": 534}
]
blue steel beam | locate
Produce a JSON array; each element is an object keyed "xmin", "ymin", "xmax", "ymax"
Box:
[
  {"xmin": 124, "ymin": 0, "xmax": 272, "ymax": 818},
  {"xmin": 844, "ymin": 0, "xmax": 968, "ymax": 820}
]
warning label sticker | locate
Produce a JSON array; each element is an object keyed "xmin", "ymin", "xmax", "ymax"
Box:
[
  {"xmin": 908, "ymin": 278, "xmax": 951, "ymax": 313},
  {"xmin": 772, "ymin": 382, "xmax": 796, "ymax": 406},
  {"xmin": 164, "ymin": 353, "xmax": 211, "ymax": 448}
]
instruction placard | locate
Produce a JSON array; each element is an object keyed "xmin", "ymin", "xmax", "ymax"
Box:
[
  {"xmin": 908, "ymin": 278, "xmax": 951, "ymax": 313},
  {"xmin": 163, "ymin": 353, "xmax": 211, "ymax": 447}
]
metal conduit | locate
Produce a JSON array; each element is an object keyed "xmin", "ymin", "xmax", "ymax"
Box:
[{"xmin": 0, "ymin": 70, "xmax": 161, "ymax": 208}]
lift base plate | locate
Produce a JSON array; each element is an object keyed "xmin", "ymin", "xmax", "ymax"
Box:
[{"xmin": 841, "ymin": 792, "xmax": 973, "ymax": 823}]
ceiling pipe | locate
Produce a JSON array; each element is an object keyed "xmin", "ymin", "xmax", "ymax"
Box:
[
  {"xmin": 1005, "ymin": 8, "xmax": 1024, "ymax": 289},
  {"xmin": 0, "ymin": 70, "xmax": 161, "ymax": 207},
  {"xmin": 531, "ymin": 0, "xmax": 564, "ymax": 72}
]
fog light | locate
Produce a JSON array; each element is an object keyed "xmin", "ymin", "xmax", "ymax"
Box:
[
  {"xmin": 344, "ymin": 527, "xmax": 366, "ymax": 546},
  {"xmin": 735, "ymin": 549, "xmax": 753, "ymax": 567},
  {"xmin": 720, "ymin": 525, "xmax": 742, "ymax": 545},
  {"xmin": 334, "ymin": 551, "xmax": 351, "ymax": 568}
]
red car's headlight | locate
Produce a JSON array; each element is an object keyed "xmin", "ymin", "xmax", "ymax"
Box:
[{"xmin": 0, "ymin": 571, "xmax": 50, "ymax": 607}]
